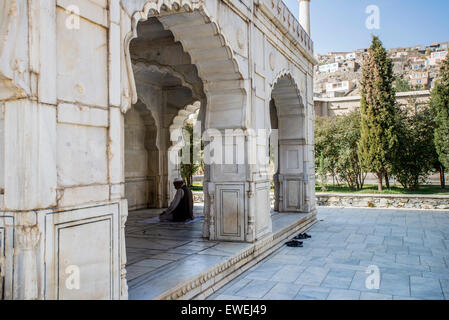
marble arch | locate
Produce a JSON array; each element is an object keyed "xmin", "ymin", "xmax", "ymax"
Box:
[
  {"xmin": 0, "ymin": 0, "xmax": 317, "ymax": 300},
  {"xmin": 122, "ymin": 0, "xmax": 247, "ymax": 132},
  {"xmin": 269, "ymin": 71, "xmax": 308, "ymax": 213}
]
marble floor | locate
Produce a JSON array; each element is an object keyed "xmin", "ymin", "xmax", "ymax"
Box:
[
  {"xmin": 125, "ymin": 204, "xmax": 214, "ymax": 299},
  {"xmin": 125, "ymin": 205, "xmax": 310, "ymax": 299},
  {"xmin": 207, "ymin": 207, "xmax": 449, "ymax": 300}
]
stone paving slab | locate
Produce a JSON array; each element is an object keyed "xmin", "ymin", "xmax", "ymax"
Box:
[
  {"xmin": 208, "ymin": 207, "xmax": 449, "ymax": 300},
  {"xmin": 293, "ymin": 285, "xmax": 330, "ymax": 300}
]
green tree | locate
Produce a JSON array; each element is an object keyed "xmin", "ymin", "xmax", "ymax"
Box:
[
  {"xmin": 314, "ymin": 117, "xmax": 339, "ymax": 185},
  {"xmin": 431, "ymin": 145, "xmax": 446, "ymax": 190},
  {"xmin": 430, "ymin": 54, "xmax": 449, "ymax": 186},
  {"xmin": 180, "ymin": 121, "xmax": 201, "ymax": 187},
  {"xmin": 315, "ymin": 113, "xmax": 366, "ymax": 190},
  {"xmin": 394, "ymin": 77, "xmax": 411, "ymax": 92},
  {"xmin": 334, "ymin": 112, "xmax": 366, "ymax": 190},
  {"xmin": 358, "ymin": 36, "xmax": 399, "ymax": 191},
  {"xmin": 316, "ymin": 152, "xmax": 328, "ymax": 192},
  {"xmin": 392, "ymin": 107, "xmax": 435, "ymax": 190}
]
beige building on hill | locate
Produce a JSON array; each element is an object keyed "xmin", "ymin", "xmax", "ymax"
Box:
[{"xmin": 314, "ymin": 90, "xmax": 431, "ymax": 117}]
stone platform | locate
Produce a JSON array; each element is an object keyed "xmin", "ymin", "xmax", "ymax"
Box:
[{"xmin": 126, "ymin": 205, "xmax": 317, "ymax": 300}]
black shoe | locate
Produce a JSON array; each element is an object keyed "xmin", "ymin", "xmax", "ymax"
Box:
[
  {"xmin": 285, "ymin": 240, "xmax": 303, "ymax": 247},
  {"xmin": 304, "ymin": 233, "xmax": 312, "ymax": 238},
  {"xmin": 294, "ymin": 233, "xmax": 307, "ymax": 240}
]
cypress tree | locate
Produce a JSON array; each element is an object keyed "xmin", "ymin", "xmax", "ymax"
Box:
[
  {"xmin": 430, "ymin": 54, "xmax": 449, "ymax": 188},
  {"xmin": 358, "ymin": 36, "xmax": 399, "ymax": 191}
]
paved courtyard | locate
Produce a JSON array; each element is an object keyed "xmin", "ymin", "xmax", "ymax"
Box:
[{"xmin": 208, "ymin": 207, "xmax": 449, "ymax": 300}]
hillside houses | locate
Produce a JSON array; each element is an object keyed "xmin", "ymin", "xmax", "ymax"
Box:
[{"xmin": 315, "ymin": 41, "xmax": 449, "ymax": 97}]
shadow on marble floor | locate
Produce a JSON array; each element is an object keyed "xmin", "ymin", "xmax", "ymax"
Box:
[
  {"xmin": 125, "ymin": 204, "xmax": 237, "ymax": 299},
  {"xmin": 125, "ymin": 205, "xmax": 307, "ymax": 300}
]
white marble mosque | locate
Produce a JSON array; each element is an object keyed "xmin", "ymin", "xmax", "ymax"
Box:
[{"xmin": 0, "ymin": 0, "xmax": 317, "ymax": 299}]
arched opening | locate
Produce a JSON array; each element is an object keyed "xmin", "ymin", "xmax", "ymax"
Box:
[
  {"xmin": 167, "ymin": 101, "xmax": 201, "ymax": 201},
  {"xmin": 125, "ymin": 16, "xmax": 204, "ymax": 212},
  {"xmin": 123, "ymin": 16, "xmax": 207, "ymax": 292},
  {"xmin": 125, "ymin": 99, "xmax": 159, "ymax": 211},
  {"xmin": 270, "ymin": 73, "xmax": 307, "ymax": 212},
  {"xmin": 122, "ymin": 7, "xmax": 247, "ymax": 297}
]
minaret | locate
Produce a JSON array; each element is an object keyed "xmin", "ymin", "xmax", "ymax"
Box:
[{"xmin": 298, "ymin": 0, "xmax": 311, "ymax": 36}]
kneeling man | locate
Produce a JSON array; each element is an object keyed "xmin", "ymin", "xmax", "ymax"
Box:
[{"xmin": 159, "ymin": 178, "xmax": 194, "ymax": 222}]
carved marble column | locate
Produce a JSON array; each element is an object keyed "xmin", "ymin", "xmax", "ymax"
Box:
[
  {"xmin": 207, "ymin": 181, "xmax": 215, "ymax": 240},
  {"xmin": 202, "ymin": 164, "xmax": 211, "ymax": 239},
  {"xmin": 14, "ymin": 224, "xmax": 41, "ymax": 300},
  {"xmin": 119, "ymin": 200, "xmax": 128, "ymax": 300},
  {"xmin": 246, "ymin": 182, "xmax": 256, "ymax": 242},
  {"xmin": 273, "ymin": 173, "xmax": 280, "ymax": 212}
]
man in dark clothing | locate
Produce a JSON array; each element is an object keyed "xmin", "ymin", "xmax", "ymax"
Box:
[{"xmin": 159, "ymin": 178, "xmax": 194, "ymax": 222}]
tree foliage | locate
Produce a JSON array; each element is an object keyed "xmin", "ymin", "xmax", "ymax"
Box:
[
  {"xmin": 315, "ymin": 36, "xmax": 447, "ymax": 192},
  {"xmin": 358, "ymin": 36, "xmax": 399, "ymax": 191},
  {"xmin": 394, "ymin": 77, "xmax": 412, "ymax": 92},
  {"xmin": 392, "ymin": 108, "xmax": 436, "ymax": 190},
  {"xmin": 314, "ymin": 116, "xmax": 339, "ymax": 185},
  {"xmin": 315, "ymin": 112, "xmax": 366, "ymax": 190},
  {"xmin": 430, "ymin": 54, "xmax": 449, "ymax": 169},
  {"xmin": 180, "ymin": 121, "xmax": 202, "ymax": 187}
]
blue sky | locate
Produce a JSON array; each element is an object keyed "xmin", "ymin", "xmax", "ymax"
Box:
[{"xmin": 284, "ymin": 0, "xmax": 449, "ymax": 55}]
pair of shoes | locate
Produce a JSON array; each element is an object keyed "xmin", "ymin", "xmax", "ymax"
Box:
[
  {"xmin": 285, "ymin": 240, "xmax": 303, "ymax": 247},
  {"xmin": 294, "ymin": 232, "xmax": 311, "ymax": 240}
]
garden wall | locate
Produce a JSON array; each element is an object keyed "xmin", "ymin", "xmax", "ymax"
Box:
[
  {"xmin": 316, "ymin": 193, "xmax": 449, "ymax": 210},
  {"xmin": 194, "ymin": 192, "xmax": 449, "ymax": 210}
]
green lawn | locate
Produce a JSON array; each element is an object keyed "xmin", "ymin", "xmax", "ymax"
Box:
[
  {"xmin": 315, "ymin": 184, "xmax": 449, "ymax": 195},
  {"xmin": 190, "ymin": 182, "xmax": 448, "ymax": 195},
  {"xmin": 190, "ymin": 182, "xmax": 203, "ymax": 191}
]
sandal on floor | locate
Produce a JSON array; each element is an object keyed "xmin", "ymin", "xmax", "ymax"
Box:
[{"xmin": 285, "ymin": 240, "xmax": 303, "ymax": 247}]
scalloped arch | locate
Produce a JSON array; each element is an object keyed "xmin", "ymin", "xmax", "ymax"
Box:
[
  {"xmin": 270, "ymin": 69, "xmax": 306, "ymax": 109},
  {"xmin": 169, "ymin": 101, "xmax": 201, "ymax": 133},
  {"xmin": 123, "ymin": 0, "xmax": 245, "ymax": 114},
  {"xmin": 271, "ymin": 70, "xmax": 303, "ymax": 96},
  {"xmin": 269, "ymin": 69, "xmax": 306, "ymax": 139},
  {"xmin": 132, "ymin": 59, "xmax": 197, "ymax": 97}
]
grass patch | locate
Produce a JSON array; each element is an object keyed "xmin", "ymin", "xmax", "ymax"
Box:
[
  {"xmin": 190, "ymin": 183, "xmax": 448, "ymax": 195},
  {"xmin": 316, "ymin": 184, "xmax": 449, "ymax": 195},
  {"xmin": 190, "ymin": 182, "xmax": 203, "ymax": 191}
]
